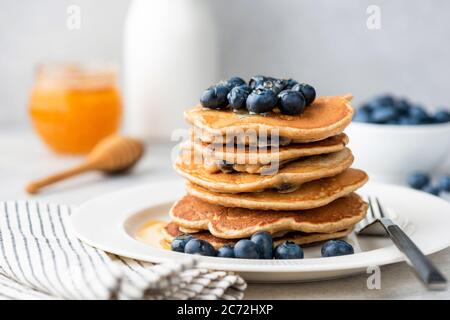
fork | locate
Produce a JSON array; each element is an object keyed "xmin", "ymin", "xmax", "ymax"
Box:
[{"xmin": 356, "ymin": 196, "xmax": 447, "ymax": 290}]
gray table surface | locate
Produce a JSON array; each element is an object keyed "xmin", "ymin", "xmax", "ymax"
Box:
[{"xmin": 1, "ymin": 128, "xmax": 449, "ymax": 299}]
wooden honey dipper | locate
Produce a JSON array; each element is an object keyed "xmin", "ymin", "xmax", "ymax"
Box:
[{"xmin": 26, "ymin": 135, "xmax": 144, "ymax": 194}]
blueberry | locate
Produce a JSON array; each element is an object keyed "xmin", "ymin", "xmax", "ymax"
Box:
[
  {"xmin": 407, "ymin": 172, "xmax": 430, "ymax": 189},
  {"xmin": 353, "ymin": 108, "xmax": 371, "ymax": 123},
  {"xmin": 234, "ymin": 239, "xmax": 260, "ymax": 259},
  {"xmin": 217, "ymin": 245, "xmax": 235, "ymax": 258},
  {"xmin": 433, "ymin": 110, "xmax": 450, "ymax": 123},
  {"xmin": 291, "ymin": 83, "xmax": 316, "ymax": 105},
  {"xmin": 216, "ymin": 160, "xmax": 235, "ymax": 173},
  {"xmin": 227, "ymin": 76, "xmax": 246, "ymax": 88},
  {"xmin": 284, "ymin": 78, "xmax": 299, "ymax": 89},
  {"xmin": 437, "ymin": 176, "xmax": 450, "ymax": 192},
  {"xmin": 184, "ymin": 239, "xmax": 216, "ymax": 256},
  {"xmin": 273, "ymin": 79, "xmax": 288, "ymax": 92},
  {"xmin": 274, "ymin": 241, "xmax": 304, "ymax": 259},
  {"xmin": 251, "ymin": 231, "xmax": 273, "ymax": 259},
  {"xmin": 371, "ymin": 106, "xmax": 398, "ymax": 123},
  {"xmin": 408, "ymin": 106, "xmax": 431, "ymax": 124},
  {"xmin": 422, "ymin": 185, "xmax": 440, "ymax": 196},
  {"xmin": 249, "ymin": 75, "xmax": 271, "ymax": 90},
  {"xmin": 395, "ymin": 99, "xmax": 411, "ymax": 115},
  {"xmin": 277, "ymin": 90, "xmax": 305, "ymax": 115},
  {"xmin": 360, "ymin": 102, "xmax": 378, "ymax": 113},
  {"xmin": 171, "ymin": 234, "xmax": 194, "ymax": 253},
  {"xmin": 200, "ymin": 84, "xmax": 230, "ymax": 110},
  {"xmin": 321, "ymin": 240, "xmax": 354, "ymax": 257},
  {"xmin": 255, "ymin": 79, "xmax": 283, "ymax": 94},
  {"xmin": 246, "ymin": 88, "xmax": 278, "ymax": 114},
  {"xmin": 398, "ymin": 116, "xmax": 419, "ymax": 125},
  {"xmin": 227, "ymin": 84, "xmax": 251, "ymax": 110},
  {"xmin": 372, "ymin": 94, "xmax": 395, "ymax": 107}
]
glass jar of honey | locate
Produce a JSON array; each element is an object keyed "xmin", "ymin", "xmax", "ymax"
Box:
[{"xmin": 29, "ymin": 63, "xmax": 122, "ymax": 154}]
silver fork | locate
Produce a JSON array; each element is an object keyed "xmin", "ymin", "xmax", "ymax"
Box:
[{"xmin": 356, "ymin": 196, "xmax": 447, "ymax": 290}]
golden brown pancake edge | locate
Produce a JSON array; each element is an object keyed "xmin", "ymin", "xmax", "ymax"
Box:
[
  {"xmin": 185, "ymin": 168, "xmax": 369, "ymax": 210},
  {"xmin": 169, "ymin": 193, "xmax": 367, "ymax": 239}
]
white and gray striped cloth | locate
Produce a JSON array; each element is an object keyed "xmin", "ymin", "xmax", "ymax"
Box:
[{"xmin": 0, "ymin": 201, "xmax": 246, "ymax": 300}]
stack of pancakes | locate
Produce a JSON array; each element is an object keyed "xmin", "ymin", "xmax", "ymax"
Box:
[{"xmin": 164, "ymin": 95, "xmax": 369, "ymax": 249}]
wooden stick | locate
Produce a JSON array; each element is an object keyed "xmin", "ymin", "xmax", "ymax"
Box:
[{"xmin": 26, "ymin": 163, "xmax": 92, "ymax": 194}]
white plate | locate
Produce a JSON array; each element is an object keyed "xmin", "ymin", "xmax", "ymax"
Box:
[{"xmin": 70, "ymin": 180, "xmax": 450, "ymax": 283}]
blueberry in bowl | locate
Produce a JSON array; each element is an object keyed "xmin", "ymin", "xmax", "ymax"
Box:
[
  {"xmin": 321, "ymin": 240, "xmax": 354, "ymax": 257},
  {"xmin": 407, "ymin": 172, "xmax": 430, "ymax": 190},
  {"xmin": 353, "ymin": 108, "xmax": 371, "ymax": 123},
  {"xmin": 437, "ymin": 175, "xmax": 450, "ymax": 192},
  {"xmin": 348, "ymin": 93, "xmax": 450, "ymax": 183},
  {"xmin": 406, "ymin": 173, "xmax": 450, "ymax": 198},
  {"xmin": 434, "ymin": 110, "xmax": 450, "ymax": 123},
  {"xmin": 184, "ymin": 239, "xmax": 217, "ymax": 256},
  {"xmin": 408, "ymin": 105, "xmax": 432, "ymax": 124},
  {"xmin": 422, "ymin": 185, "xmax": 441, "ymax": 196},
  {"xmin": 246, "ymin": 88, "xmax": 278, "ymax": 114},
  {"xmin": 353, "ymin": 94, "xmax": 450, "ymax": 126},
  {"xmin": 370, "ymin": 106, "xmax": 399, "ymax": 124},
  {"xmin": 200, "ymin": 84, "xmax": 230, "ymax": 110}
]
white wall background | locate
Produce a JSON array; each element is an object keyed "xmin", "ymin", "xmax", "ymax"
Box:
[
  {"xmin": 0, "ymin": 0, "xmax": 130, "ymax": 128},
  {"xmin": 1, "ymin": 0, "xmax": 450, "ymax": 131}
]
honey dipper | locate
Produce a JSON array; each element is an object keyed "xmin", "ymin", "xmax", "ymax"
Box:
[{"xmin": 26, "ymin": 135, "xmax": 144, "ymax": 194}]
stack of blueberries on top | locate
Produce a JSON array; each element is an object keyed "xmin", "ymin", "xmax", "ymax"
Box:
[
  {"xmin": 200, "ymin": 76, "xmax": 316, "ymax": 115},
  {"xmin": 353, "ymin": 94, "xmax": 450, "ymax": 125}
]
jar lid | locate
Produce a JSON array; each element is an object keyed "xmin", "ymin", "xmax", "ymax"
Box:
[{"xmin": 35, "ymin": 62, "xmax": 118, "ymax": 90}]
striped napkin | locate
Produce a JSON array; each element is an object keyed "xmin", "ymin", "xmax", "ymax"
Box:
[{"xmin": 0, "ymin": 201, "xmax": 246, "ymax": 300}]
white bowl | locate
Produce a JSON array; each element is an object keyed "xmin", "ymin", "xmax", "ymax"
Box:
[{"xmin": 346, "ymin": 121, "xmax": 450, "ymax": 184}]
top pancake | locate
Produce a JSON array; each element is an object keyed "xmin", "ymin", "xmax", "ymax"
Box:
[
  {"xmin": 169, "ymin": 193, "xmax": 367, "ymax": 239},
  {"xmin": 185, "ymin": 95, "xmax": 354, "ymax": 143}
]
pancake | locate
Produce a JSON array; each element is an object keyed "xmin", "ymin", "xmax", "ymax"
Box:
[
  {"xmin": 185, "ymin": 133, "xmax": 349, "ymax": 174},
  {"xmin": 185, "ymin": 95, "xmax": 354, "ymax": 144},
  {"xmin": 178, "ymin": 226, "xmax": 291, "ymax": 237},
  {"xmin": 175, "ymin": 147, "xmax": 354, "ymax": 193},
  {"xmin": 162, "ymin": 221, "xmax": 352, "ymax": 250},
  {"xmin": 186, "ymin": 168, "xmax": 368, "ymax": 210},
  {"xmin": 169, "ymin": 193, "xmax": 367, "ymax": 239}
]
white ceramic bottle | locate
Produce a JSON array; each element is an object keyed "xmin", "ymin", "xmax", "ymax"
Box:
[{"xmin": 123, "ymin": 0, "xmax": 219, "ymax": 141}]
